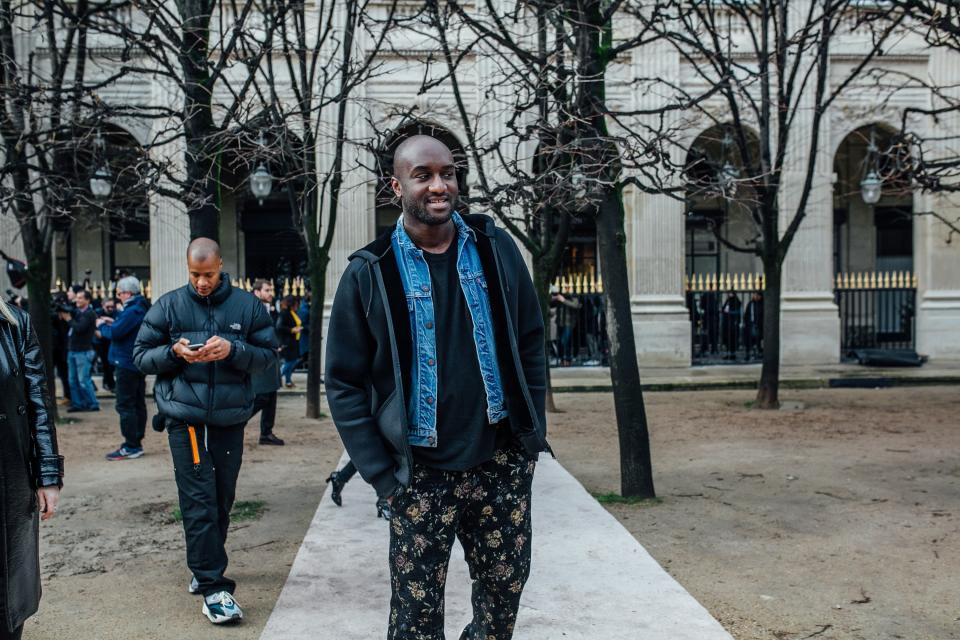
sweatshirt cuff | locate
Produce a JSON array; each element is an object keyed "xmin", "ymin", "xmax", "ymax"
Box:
[{"xmin": 370, "ymin": 468, "xmax": 400, "ymax": 500}]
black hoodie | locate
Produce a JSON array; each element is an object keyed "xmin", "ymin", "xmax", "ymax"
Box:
[{"xmin": 325, "ymin": 214, "xmax": 549, "ymax": 498}]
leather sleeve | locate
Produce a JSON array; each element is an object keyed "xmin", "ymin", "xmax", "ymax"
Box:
[
  {"xmin": 226, "ymin": 296, "xmax": 280, "ymax": 373},
  {"xmin": 21, "ymin": 312, "xmax": 64, "ymax": 488},
  {"xmin": 325, "ymin": 261, "xmax": 400, "ymax": 499},
  {"xmin": 133, "ymin": 300, "xmax": 184, "ymax": 375}
]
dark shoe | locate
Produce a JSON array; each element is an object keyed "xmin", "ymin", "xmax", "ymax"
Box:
[
  {"xmin": 326, "ymin": 472, "xmax": 344, "ymax": 506},
  {"xmin": 66, "ymin": 406, "xmax": 98, "ymax": 413},
  {"xmin": 66, "ymin": 406, "xmax": 83, "ymax": 413},
  {"xmin": 259, "ymin": 433, "xmax": 285, "ymax": 446}
]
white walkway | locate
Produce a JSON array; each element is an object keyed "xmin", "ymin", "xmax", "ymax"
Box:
[{"xmin": 261, "ymin": 456, "xmax": 733, "ymax": 640}]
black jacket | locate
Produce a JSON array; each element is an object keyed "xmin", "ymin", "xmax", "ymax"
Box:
[
  {"xmin": 0, "ymin": 305, "xmax": 64, "ymax": 632},
  {"xmin": 67, "ymin": 305, "xmax": 97, "ymax": 351},
  {"xmin": 133, "ymin": 276, "xmax": 278, "ymax": 427},
  {"xmin": 275, "ymin": 308, "xmax": 300, "ymax": 361},
  {"xmin": 325, "ymin": 214, "xmax": 548, "ymax": 498}
]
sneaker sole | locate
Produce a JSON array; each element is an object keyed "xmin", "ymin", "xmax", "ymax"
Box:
[
  {"xmin": 105, "ymin": 452, "xmax": 144, "ymax": 461},
  {"xmin": 202, "ymin": 603, "xmax": 243, "ymax": 624}
]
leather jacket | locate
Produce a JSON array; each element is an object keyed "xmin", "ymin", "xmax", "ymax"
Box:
[{"xmin": 0, "ymin": 304, "xmax": 64, "ymax": 631}]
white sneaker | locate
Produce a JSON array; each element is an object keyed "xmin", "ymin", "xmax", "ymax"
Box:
[
  {"xmin": 188, "ymin": 575, "xmax": 199, "ymax": 595},
  {"xmin": 202, "ymin": 591, "xmax": 243, "ymax": 624}
]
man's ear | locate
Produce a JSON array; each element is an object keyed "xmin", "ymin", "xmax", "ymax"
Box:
[{"xmin": 391, "ymin": 176, "xmax": 402, "ymax": 200}]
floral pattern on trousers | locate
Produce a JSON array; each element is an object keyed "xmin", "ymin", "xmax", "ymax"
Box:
[{"xmin": 388, "ymin": 446, "xmax": 535, "ymax": 640}]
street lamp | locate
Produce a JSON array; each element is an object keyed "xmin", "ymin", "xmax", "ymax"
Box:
[
  {"xmin": 249, "ymin": 163, "xmax": 272, "ymax": 205},
  {"xmin": 90, "ymin": 132, "xmax": 112, "ymax": 200},
  {"xmin": 249, "ymin": 131, "xmax": 273, "ymax": 205},
  {"xmin": 860, "ymin": 170, "xmax": 882, "ymax": 205},
  {"xmin": 90, "ymin": 164, "xmax": 112, "ymax": 199},
  {"xmin": 860, "ymin": 129, "xmax": 883, "ymax": 205}
]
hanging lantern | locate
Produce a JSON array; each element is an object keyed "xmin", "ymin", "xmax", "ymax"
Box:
[
  {"xmin": 860, "ymin": 170, "xmax": 882, "ymax": 205},
  {"xmin": 250, "ymin": 163, "xmax": 273, "ymax": 205}
]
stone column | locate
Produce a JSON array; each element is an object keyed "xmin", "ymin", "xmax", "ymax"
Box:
[
  {"xmin": 149, "ymin": 193, "xmax": 190, "ymax": 299},
  {"xmin": 916, "ymin": 47, "xmax": 960, "ymax": 360},
  {"xmin": 777, "ymin": 10, "xmax": 840, "ymax": 366},
  {"xmin": 628, "ymin": 189, "xmax": 692, "ymax": 366},
  {"xmin": 627, "ymin": 40, "xmax": 691, "ymax": 367}
]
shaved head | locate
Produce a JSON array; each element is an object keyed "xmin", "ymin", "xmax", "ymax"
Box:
[
  {"xmin": 186, "ymin": 237, "xmax": 223, "ymax": 297},
  {"xmin": 187, "ymin": 237, "xmax": 222, "ymax": 263},
  {"xmin": 392, "ymin": 135, "xmax": 454, "ymax": 177},
  {"xmin": 390, "ymin": 135, "xmax": 459, "ymax": 228}
]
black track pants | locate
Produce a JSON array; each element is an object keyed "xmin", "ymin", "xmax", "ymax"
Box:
[{"xmin": 167, "ymin": 422, "xmax": 245, "ymax": 597}]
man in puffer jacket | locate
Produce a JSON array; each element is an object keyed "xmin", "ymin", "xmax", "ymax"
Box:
[{"xmin": 133, "ymin": 237, "xmax": 278, "ymax": 625}]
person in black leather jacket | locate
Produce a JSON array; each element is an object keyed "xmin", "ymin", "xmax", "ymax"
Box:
[
  {"xmin": 0, "ymin": 297, "xmax": 64, "ymax": 640},
  {"xmin": 133, "ymin": 238, "xmax": 277, "ymax": 625}
]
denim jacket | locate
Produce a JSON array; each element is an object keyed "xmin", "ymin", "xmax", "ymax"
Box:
[{"xmin": 391, "ymin": 212, "xmax": 508, "ymax": 447}]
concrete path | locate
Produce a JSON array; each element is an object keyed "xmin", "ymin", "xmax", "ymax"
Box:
[{"xmin": 260, "ymin": 456, "xmax": 733, "ymax": 640}]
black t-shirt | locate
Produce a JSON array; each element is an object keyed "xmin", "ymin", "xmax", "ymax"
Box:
[{"xmin": 412, "ymin": 238, "xmax": 504, "ymax": 471}]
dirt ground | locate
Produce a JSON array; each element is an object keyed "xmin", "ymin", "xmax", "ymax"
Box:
[
  {"xmin": 21, "ymin": 385, "xmax": 959, "ymax": 639},
  {"xmin": 549, "ymin": 386, "xmax": 960, "ymax": 640}
]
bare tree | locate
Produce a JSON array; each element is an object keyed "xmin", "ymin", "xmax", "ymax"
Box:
[
  {"xmin": 251, "ymin": 0, "xmax": 403, "ymax": 418},
  {"xmin": 0, "ymin": 0, "xmax": 142, "ymax": 414},
  {"xmin": 632, "ymin": 0, "xmax": 904, "ymax": 408},
  {"xmin": 415, "ymin": 0, "xmax": 704, "ymax": 498}
]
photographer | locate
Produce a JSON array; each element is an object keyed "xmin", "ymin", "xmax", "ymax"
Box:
[{"xmin": 63, "ymin": 289, "xmax": 99, "ymax": 413}]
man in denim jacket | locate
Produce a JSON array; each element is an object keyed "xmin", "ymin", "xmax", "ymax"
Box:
[{"xmin": 326, "ymin": 135, "xmax": 549, "ymax": 640}]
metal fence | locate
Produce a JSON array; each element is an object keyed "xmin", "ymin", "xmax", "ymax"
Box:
[
  {"xmin": 549, "ymin": 271, "xmax": 608, "ymax": 367},
  {"xmin": 834, "ymin": 271, "xmax": 917, "ymax": 359},
  {"xmin": 686, "ymin": 272, "xmax": 766, "ymax": 365}
]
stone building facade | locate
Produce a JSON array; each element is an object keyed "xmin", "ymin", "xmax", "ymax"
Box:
[{"xmin": 2, "ymin": 3, "xmax": 958, "ymax": 366}]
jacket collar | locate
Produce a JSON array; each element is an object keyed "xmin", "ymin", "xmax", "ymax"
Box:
[
  {"xmin": 350, "ymin": 212, "xmax": 496, "ymax": 264},
  {"xmin": 187, "ymin": 273, "xmax": 233, "ymax": 306}
]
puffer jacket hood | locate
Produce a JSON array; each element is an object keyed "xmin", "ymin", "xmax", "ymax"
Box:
[{"xmin": 133, "ymin": 274, "xmax": 279, "ymax": 427}]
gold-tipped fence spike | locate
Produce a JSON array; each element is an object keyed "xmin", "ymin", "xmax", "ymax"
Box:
[
  {"xmin": 870, "ymin": 272, "xmax": 878, "ymax": 289},
  {"xmin": 912, "ymin": 272, "xmax": 918, "ymax": 288},
  {"xmin": 596, "ymin": 274, "xmax": 603, "ymax": 294},
  {"xmin": 145, "ymin": 281, "xmax": 152, "ymax": 300},
  {"xmin": 283, "ymin": 279, "xmax": 291, "ymax": 297},
  {"xmin": 896, "ymin": 271, "xmax": 904, "ymax": 288},
  {"xmin": 245, "ymin": 278, "xmax": 253, "ymax": 292},
  {"xmin": 55, "ymin": 277, "xmax": 63, "ymax": 291}
]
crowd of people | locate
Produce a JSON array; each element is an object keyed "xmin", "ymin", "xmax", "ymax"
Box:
[{"xmin": 2, "ymin": 135, "xmax": 548, "ymax": 638}]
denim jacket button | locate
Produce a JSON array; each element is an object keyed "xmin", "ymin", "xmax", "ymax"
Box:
[
  {"xmin": 421, "ymin": 285, "xmax": 429, "ymax": 292},
  {"xmin": 425, "ymin": 322, "xmax": 433, "ymax": 329},
  {"xmin": 426, "ymin": 396, "xmax": 434, "ymax": 405},
  {"xmin": 428, "ymin": 436, "xmax": 435, "ymax": 444},
  {"xmin": 427, "ymin": 358, "xmax": 435, "ymax": 366}
]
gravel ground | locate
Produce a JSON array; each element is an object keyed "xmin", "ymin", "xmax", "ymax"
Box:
[{"xmin": 22, "ymin": 385, "xmax": 959, "ymax": 640}]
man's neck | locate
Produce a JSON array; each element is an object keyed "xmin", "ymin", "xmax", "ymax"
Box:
[{"xmin": 402, "ymin": 213, "xmax": 456, "ymax": 255}]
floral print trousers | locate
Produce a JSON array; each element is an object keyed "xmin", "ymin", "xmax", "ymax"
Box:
[{"xmin": 388, "ymin": 446, "xmax": 536, "ymax": 640}]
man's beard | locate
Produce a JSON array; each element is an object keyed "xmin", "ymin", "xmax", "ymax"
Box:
[{"xmin": 403, "ymin": 192, "xmax": 453, "ymax": 226}]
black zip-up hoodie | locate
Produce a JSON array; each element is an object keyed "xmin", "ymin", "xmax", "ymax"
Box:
[
  {"xmin": 133, "ymin": 275, "xmax": 278, "ymax": 426},
  {"xmin": 325, "ymin": 214, "xmax": 549, "ymax": 498}
]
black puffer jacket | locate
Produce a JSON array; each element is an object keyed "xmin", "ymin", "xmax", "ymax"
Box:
[
  {"xmin": 133, "ymin": 276, "xmax": 278, "ymax": 427},
  {"xmin": 0, "ymin": 304, "xmax": 64, "ymax": 632},
  {"xmin": 325, "ymin": 214, "xmax": 548, "ymax": 498}
]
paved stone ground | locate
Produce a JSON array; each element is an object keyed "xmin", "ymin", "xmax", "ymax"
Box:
[{"xmin": 260, "ymin": 455, "xmax": 733, "ymax": 640}]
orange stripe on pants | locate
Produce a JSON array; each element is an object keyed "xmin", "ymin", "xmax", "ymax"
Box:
[{"xmin": 187, "ymin": 425, "xmax": 201, "ymax": 466}]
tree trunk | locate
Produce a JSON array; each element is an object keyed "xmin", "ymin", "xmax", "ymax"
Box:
[
  {"xmin": 304, "ymin": 250, "xmax": 328, "ymax": 419},
  {"xmin": 595, "ymin": 187, "xmax": 655, "ymax": 498},
  {"xmin": 532, "ymin": 258, "xmax": 559, "ymax": 413},
  {"xmin": 25, "ymin": 250, "xmax": 58, "ymax": 422},
  {"xmin": 755, "ymin": 257, "xmax": 782, "ymax": 409}
]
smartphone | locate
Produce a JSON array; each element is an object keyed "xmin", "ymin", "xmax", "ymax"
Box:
[{"xmin": 187, "ymin": 343, "xmax": 205, "ymax": 350}]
